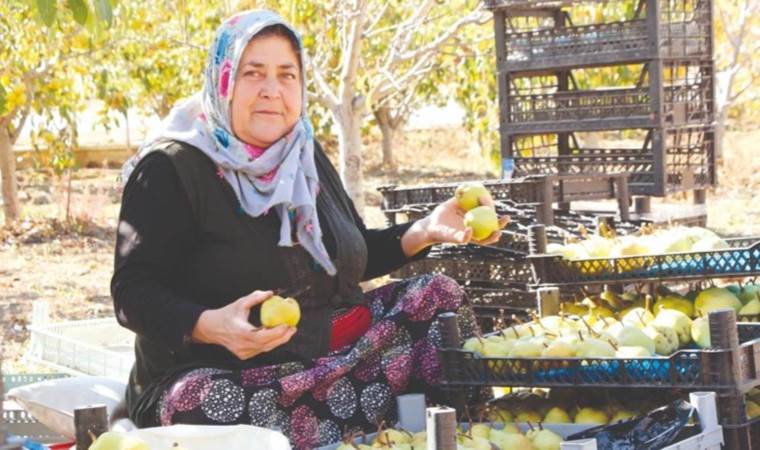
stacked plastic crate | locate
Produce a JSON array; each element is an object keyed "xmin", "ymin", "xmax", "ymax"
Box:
[{"xmin": 486, "ymin": 0, "xmax": 715, "ymax": 220}]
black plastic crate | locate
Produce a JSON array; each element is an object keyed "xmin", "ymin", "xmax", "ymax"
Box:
[
  {"xmin": 509, "ymin": 125, "xmax": 715, "ymax": 196},
  {"xmin": 488, "ymin": 0, "xmax": 713, "ymax": 72},
  {"xmin": 378, "ymin": 173, "xmax": 629, "ymax": 212},
  {"xmin": 721, "ymin": 416, "xmax": 760, "ymax": 450},
  {"xmin": 503, "ymin": 59, "xmax": 714, "ymax": 134},
  {"xmin": 393, "ymin": 244, "xmax": 534, "ymax": 285},
  {"xmin": 463, "ymin": 282, "xmax": 538, "ymax": 312},
  {"xmin": 437, "ymin": 311, "xmax": 760, "ymax": 390},
  {"xmin": 528, "ymin": 234, "xmax": 760, "ymax": 287}
]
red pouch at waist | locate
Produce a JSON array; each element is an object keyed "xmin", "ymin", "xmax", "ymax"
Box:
[{"xmin": 330, "ymin": 305, "xmax": 371, "ymax": 351}]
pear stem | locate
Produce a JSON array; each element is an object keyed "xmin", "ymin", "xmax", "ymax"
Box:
[
  {"xmin": 607, "ymin": 339, "xmax": 619, "ymax": 351},
  {"xmin": 637, "ymin": 312, "xmax": 647, "ymax": 327}
]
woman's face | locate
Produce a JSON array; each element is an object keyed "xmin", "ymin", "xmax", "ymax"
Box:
[{"xmin": 230, "ymin": 35, "xmax": 302, "ymax": 148}]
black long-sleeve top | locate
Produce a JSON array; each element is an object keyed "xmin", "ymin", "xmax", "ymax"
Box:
[{"xmin": 111, "ymin": 140, "xmax": 429, "ymax": 426}]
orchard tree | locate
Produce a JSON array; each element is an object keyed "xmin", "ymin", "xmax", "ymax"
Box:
[
  {"xmin": 0, "ymin": 0, "xmax": 113, "ymax": 224},
  {"xmin": 714, "ymin": 0, "xmax": 760, "ymax": 158}
]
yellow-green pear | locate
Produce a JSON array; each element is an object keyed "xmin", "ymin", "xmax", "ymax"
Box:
[
  {"xmin": 541, "ymin": 340, "xmax": 576, "ymax": 358},
  {"xmin": 530, "ymin": 429, "xmax": 563, "ymax": 450},
  {"xmin": 654, "ymin": 231, "xmax": 695, "ymax": 254},
  {"xmin": 747, "ymin": 400, "xmax": 760, "ymax": 419},
  {"xmin": 374, "ymin": 429, "xmax": 412, "ymax": 446},
  {"xmin": 691, "ymin": 317, "xmax": 711, "ymax": 348},
  {"xmin": 515, "ymin": 408, "xmax": 543, "ymax": 423},
  {"xmin": 691, "ymin": 236, "xmax": 729, "ymax": 251},
  {"xmin": 481, "ymin": 340, "xmax": 513, "ymax": 358},
  {"xmin": 739, "ymin": 299, "xmax": 760, "ymax": 316},
  {"xmin": 463, "ymin": 336, "xmax": 485, "ymax": 354},
  {"xmin": 495, "ymin": 423, "xmax": 520, "ymax": 435},
  {"xmin": 457, "ymin": 434, "xmax": 491, "ymax": 450},
  {"xmin": 455, "ymin": 182, "xmax": 492, "ymax": 212},
  {"xmin": 544, "ymin": 406, "xmax": 572, "ymax": 423},
  {"xmin": 560, "ymin": 242, "xmax": 590, "ymax": 260},
  {"xmin": 575, "ymin": 337, "xmax": 616, "ymax": 358},
  {"xmin": 738, "ymin": 284, "xmax": 760, "ymax": 305},
  {"xmin": 621, "ymin": 308, "xmax": 654, "ymax": 328},
  {"xmin": 561, "ymin": 302, "xmax": 589, "ymax": 317},
  {"xmin": 260, "ymin": 295, "xmax": 301, "ymax": 328},
  {"xmin": 643, "ymin": 325, "xmax": 679, "ymax": 355},
  {"xmin": 489, "ymin": 431, "xmax": 533, "ymax": 450},
  {"xmin": 653, "ymin": 295, "xmax": 695, "ymax": 318},
  {"xmin": 509, "ymin": 338, "xmax": 548, "ymax": 358},
  {"xmin": 581, "ymin": 236, "xmax": 614, "ymax": 259},
  {"xmin": 88, "ymin": 432, "xmax": 149, "ymax": 450},
  {"xmin": 694, "ymin": 288, "xmax": 742, "ymax": 316},
  {"xmin": 574, "ymin": 407, "xmax": 609, "ymax": 425},
  {"xmin": 611, "ymin": 410, "xmax": 637, "ymax": 422},
  {"xmin": 653, "ymin": 310, "xmax": 693, "ymax": 346},
  {"xmin": 611, "ymin": 326, "xmax": 655, "ymax": 355},
  {"xmin": 464, "ymin": 206, "xmax": 499, "ymax": 240},
  {"xmin": 470, "ymin": 423, "xmax": 492, "ymax": 440}
]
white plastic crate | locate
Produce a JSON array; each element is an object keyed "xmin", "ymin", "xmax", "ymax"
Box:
[
  {"xmin": 319, "ymin": 392, "xmax": 723, "ymax": 450},
  {"xmin": 25, "ymin": 302, "xmax": 134, "ymax": 382}
]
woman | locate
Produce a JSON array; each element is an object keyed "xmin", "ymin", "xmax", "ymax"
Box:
[{"xmin": 112, "ymin": 9, "xmax": 506, "ymax": 449}]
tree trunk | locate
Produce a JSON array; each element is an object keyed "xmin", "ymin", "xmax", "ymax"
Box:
[
  {"xmin": 375, "ymin": 106, "xmax": 396, "ymax": 169},
  {"xmin": 336, "ymin": 107, "xmax": 364, "ymax": 215},
  {"xmin": 714, "ymin": 106, "xmax": 727, "ymax": 162},
  {"xmin": 0, "ymin": 125, "xmax": 20, "ymax": 224}
]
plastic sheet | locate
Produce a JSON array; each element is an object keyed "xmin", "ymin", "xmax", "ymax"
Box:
[{"xmin": 567, "ymin": 399, "xmax": 695, "ymax": 450}]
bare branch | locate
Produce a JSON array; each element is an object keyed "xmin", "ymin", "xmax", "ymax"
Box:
[
  {"xmin": 371, "ymin": 50, "xmax": 437, "ymax": 103},
  {"xmin": 363, "ymin": 1, "xmax": 391, "ymax": 36},
  {"xmin": 389, "ymin": 0, "xmax": 437, "ymax": 62},
  {"xmin": 394, "ymin": 9, "xmax": 489, "ymax": 66},
  {"xmin": 728, "ymin": 72, "xmax": 760, "ymax": 103},
  {"xmin": 305, "ymin": 53, "xmax": 340, "ymax": 110}
]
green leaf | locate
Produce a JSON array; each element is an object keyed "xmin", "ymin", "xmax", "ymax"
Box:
[
  {"xmin": 67, "ymin": 0, "xmax": 89, "ymax": 25},
  {"xmin": 36, "ymin": 0, "xmax": 57, "ymax": 27},
  {"xmin": 94, "ymin": 0, "xmax": 113, "ymax": 27}
]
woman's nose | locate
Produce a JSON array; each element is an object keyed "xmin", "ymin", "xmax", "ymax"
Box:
[{"xmin": 259, "ymin": 76, "xmax": 281, "ymax": 99}]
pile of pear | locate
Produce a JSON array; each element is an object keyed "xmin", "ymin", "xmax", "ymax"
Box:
[
  {"xmin": 545, "ymin": 225, "xmax": 731, "ymax": 269},
  {"xmin": 463, "ymin": 283, "xmax": 760, "ymax": 360},
  {"xmin": 457, "ymin": 422, "xmax": 564, "ymax": 450},
  {"xmin": 484, "ymin": 388, "xmax": 659, "ymax": 427},
  {"xmin": 335, "ymin": 427, "xmax": 427, "ymax": 450}
]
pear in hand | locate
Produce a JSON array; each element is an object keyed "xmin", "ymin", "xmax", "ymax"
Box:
[
  {"xmin": 464, "ymin": 206, "xmax": 499, "ymax": 241},
  {"xmin": 455, "ymin": 182, "xmax": 492, "ymax": 211},
  {"xmin": 260, "ymin": 295, "xmax": 301, "ymax": 328}
]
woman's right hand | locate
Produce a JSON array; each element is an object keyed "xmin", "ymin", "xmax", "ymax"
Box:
[{"xmin": 191, "ymin": 290, "xmax": 297, "ymax": 360}]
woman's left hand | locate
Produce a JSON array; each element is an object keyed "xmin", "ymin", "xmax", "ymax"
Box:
[{"xmin": 421, "ymin": 196, "xmax": 509, "ymax": 246}]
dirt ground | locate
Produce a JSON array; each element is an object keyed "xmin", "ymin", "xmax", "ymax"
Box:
[{"xmin": 1, "ymin": 127, "xmax": 758, "ymax": 373}]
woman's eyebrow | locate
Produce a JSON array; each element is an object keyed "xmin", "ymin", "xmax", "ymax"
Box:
[{"xmin": 240, "ymin": 61, "xmax": 298, "ymax": 70}]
